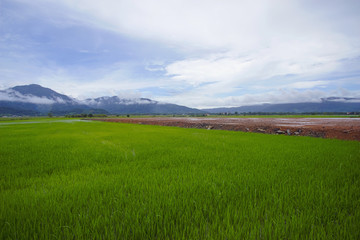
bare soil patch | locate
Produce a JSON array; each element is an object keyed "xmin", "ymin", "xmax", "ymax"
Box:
[{"xmin": 89, "ymin": 117, "xmax": 360, "ymax": 141}]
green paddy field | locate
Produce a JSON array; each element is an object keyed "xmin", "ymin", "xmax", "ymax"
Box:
[{"xmin": 0, "ymin": 119, "xmax": 359, "ymax": 239}]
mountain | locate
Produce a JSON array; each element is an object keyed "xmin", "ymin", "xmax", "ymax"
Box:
[
  {"xmin": 83, "ymin": 96, "xmax": 204, "ymax": 114},
  {"xmin": 204, "ymin": 98, "xmax": 360, "ymax": 114},
  {"xmin": 11, "ymin": 84, "xmax": 74, "ymax": 103},
  {"xmin": 0, "ymin": 84, "xmax": 107, "ymax": 116},
  {"xmin": 1, "ymin": 84, "xmax": 359, "ymax": 116},
  {"xmin": 0, "ymin": 84, "xmax": 203, "ymax": 116}
]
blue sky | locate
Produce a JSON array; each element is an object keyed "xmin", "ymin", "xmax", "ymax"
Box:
[{"xmin": 1, "ymin": 0, "xmax": 360, "ymax": 108}]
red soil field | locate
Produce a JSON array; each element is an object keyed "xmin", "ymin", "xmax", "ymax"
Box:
[{"xmin": 89, "ymin": 117, "xmax": 360, "ymax": 141}]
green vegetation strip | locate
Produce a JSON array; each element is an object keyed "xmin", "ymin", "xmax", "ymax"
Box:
[
  {"xmin": 0, "ymin": 117, "xmax": 76, "ymax": 123},
  {"xmin": 1, "ymin": 120, "xmax": 359, "ymax": 239}
]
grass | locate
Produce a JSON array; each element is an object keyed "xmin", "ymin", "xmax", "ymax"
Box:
[
  {"xmin": 0, "ymin": 117, "xmax": 75, "ymax": 123},
  {"xmin": 0, "ymin": 120, "xmax": 359, "ymax": 239}
]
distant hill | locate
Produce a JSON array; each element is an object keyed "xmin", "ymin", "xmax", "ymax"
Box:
[
  {"xmin": 11, "ymin": 84, "xmax": 74, "ymax": 103},
  {"xmin": 0, "ymin": 84, "xmax": 203, "ymax": 116},
  {"xmin": 83, "ymin": 96, "xmax": 204, "ymax": 114},
  {"xmin": 203, "ymin": 98, "xmax": 360, "ymax": 114},
  {"xmin": 1, "ymin": 84, "xmax": 359, "ymax": 116},
  {"xmin": 0, "ymin": 84, "xmax": 107, "ymax": 116}
]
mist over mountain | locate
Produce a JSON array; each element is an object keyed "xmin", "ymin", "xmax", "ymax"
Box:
[
  {"xmin": 0, "ymin": 84, "xmax": 203, "ymax": 116},
  {"xmin": 0, "ymin": 84, "xmax": 106, "ymax": 116},
  {"xmin": 10, "ymin": 84, "xmax": 74, "ymax": 103},
  {"xmin": 83, "ymin": 96, "xmax": 204, "ymax": 114},
  {"xmin": 1, "ymin": 84, "xmax": 359, "ymax": 116}
]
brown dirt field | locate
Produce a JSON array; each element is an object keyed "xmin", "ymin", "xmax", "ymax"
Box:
[{"xmin": 89, "ymin": 117, "xmax": 360, "ymax": 141}]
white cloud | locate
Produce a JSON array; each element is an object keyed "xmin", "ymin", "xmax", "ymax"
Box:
[
  {"xmin": 165, "ymin": 56, "xmax": 253, "ymax": 86},
  {"xmin": 164, "ymin": 51, "xmax": 342, "ymax": 88},
  {"xmin": 157, "ymin": 88, "xmax": 360, "ymax": 109},
  {"xmin": 2, "ymin": 0, "xmax": 360, "ymax": 108},
  {"xmin": 25, "ymin": 0, "xmax": 360, "ymax": 54}
]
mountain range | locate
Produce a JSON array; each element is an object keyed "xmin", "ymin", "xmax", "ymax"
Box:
[
  {"xmin": 0, "ymin": 84, "xmax": 359, "ymax": 116},
  {"xmin": 0, "ymin": 84, "xmax": 203, "ymax": 116}
]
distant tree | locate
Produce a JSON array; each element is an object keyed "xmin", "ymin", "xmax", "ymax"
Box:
[
  {"xmin": 88, "ymin": 113, "xmax": 93, "ymax": 118},
  {"xmin": 48, "ymin": 112, "xmax": 53, "ymax": 118},
  {"xmin": 127, "ymin": 114, "xmax": 130, "ymax": 118}
]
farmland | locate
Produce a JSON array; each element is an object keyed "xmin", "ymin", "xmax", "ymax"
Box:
[
  {"xmin": 91, "ymin": 117, "xmax": 360, "ymax": 141},
  {"xmin": 1, "ymin": 119, "xmax": 359, "ymax": 239}
]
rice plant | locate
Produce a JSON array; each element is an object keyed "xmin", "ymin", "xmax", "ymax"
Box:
[{"xmin": 0, "ymin": 120, "xmax": 359, "ymax": 239}]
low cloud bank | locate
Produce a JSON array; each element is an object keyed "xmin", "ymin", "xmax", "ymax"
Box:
[
  {"xmin": 83, "ymin": 96, "xmax": 157, "ymax": 105},
  {"xmin": 0, "ymin": 90, "xmax": 56, "ymax": 104}
]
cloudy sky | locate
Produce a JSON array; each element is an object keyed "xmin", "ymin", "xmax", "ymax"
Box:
[{"xmin": 1, "ymin": 0, "xmax": 360, "ymax": 108}]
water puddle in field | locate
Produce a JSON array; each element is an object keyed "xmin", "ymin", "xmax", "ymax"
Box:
[{"xmin": 0, "ymin": 119, "xmax": 91, "ymax": 125}]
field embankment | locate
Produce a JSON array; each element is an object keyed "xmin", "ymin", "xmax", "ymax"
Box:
[{"xmin": 90, "ymin": 117, "xmax": 360, "ymax": 141}]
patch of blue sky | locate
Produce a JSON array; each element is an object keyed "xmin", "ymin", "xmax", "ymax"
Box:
[
  {"xmin": 214, "ymin": 88, "xmax": 247, "ymax": 98},
  {"xmin": 138, "ymin": 87, "xmax": 170, "ymax": 97},
  {"xmin": 140, "ymin": 83, "xmax": 196, "ymax": 97}
]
